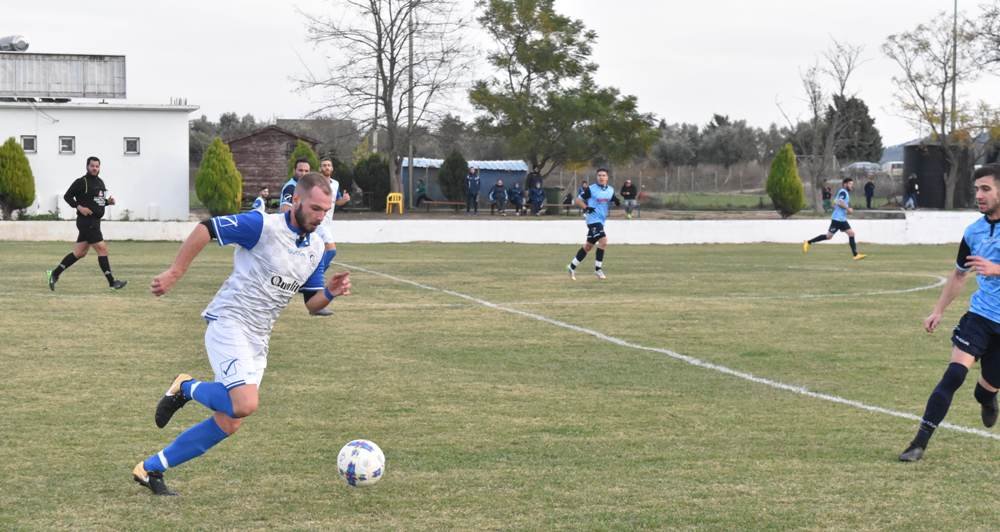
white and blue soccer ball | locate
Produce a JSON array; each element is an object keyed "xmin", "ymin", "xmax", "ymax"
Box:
[{"xmin": 337, "ymin": 439, "xmax": 385, "ymax": 487}]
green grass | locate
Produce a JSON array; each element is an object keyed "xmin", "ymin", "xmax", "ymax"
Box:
[
  {"xmin": 649, "ymin": 192, "xmax": 772, "ymax": 210},
  {"xmin": 1, "ymin": 241, "xmax": 995, "ymax": 529}
]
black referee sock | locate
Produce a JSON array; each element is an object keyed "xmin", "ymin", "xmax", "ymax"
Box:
[
  {"xmin": 849, "ymin": 237, "xmax": 858, "ymax": 256},
  {"xmin": 914, "ymin": 362, "xmax": 968, "ymax": 448},
  {"xmin": 97, "ymin": 256, "xmax": 115, "ymax": 285},
  {"xmin": 807, "ymin": 234, "xmax": 827, "ymax": 244},
  {"xmin": 52, "ymin": 253, "xmax": 79, "ymax": 279}
]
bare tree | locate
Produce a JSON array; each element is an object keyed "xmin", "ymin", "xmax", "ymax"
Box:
[
  {"xmin": 298, "ymin": 0, "xmax": 473, "ymax": 192},
  {"xmin": 780, "ymin": 39, "xmax": 864, "ymax": 214},
  {"xmin": 883, "ymin": 11, "xmax": 989, "ymax": 208}
]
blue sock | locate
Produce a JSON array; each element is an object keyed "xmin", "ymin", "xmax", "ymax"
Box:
[
  {"xmin": 181, "ymin": 379, "xmax": 235, "ymax": 418},
  {"xmin": 143, "ymin": 417, "xmax": 229, "ymax": 472},
  {"xmin": 321, "ymin": 248, "xmax": 337, "ymax": 271}
]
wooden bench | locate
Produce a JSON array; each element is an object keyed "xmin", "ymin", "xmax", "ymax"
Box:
[{"xmin": 422, "ymin": 200, "xmax": 466, "ymax": 212}]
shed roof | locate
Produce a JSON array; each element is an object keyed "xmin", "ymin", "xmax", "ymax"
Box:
[
  {"xmin": 401, "ymin": 158, "xmax": 529, "ymax": 171},
  {"xmin": 225, "ymin": 125, "xmax": 319, "ymax": 146}
]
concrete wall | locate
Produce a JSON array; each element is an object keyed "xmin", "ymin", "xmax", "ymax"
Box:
[
  {"xmin": 0, "ymin": 211, "xmax": 981, "ymax": 244},
  {"xmin": 0, "ymin": 102, "xmax": 196, "ymax": 220}
]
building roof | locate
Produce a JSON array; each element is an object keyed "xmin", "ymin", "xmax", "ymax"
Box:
[
  {"xmin": 401, "ymin": 158, "xmax": 529, "ymax": 171},
  {"xmin": 225, "ymin": 125, "xmax": 320, "ymax": 146},
  {"xmin": 0, "ymin": 101, "xmax": 198, "ymax": 112}
]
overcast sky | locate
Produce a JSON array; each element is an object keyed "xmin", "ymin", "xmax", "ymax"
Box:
[{"xmin": 9, "ymin": 0, "xmax": 1000, "ymax": 148}]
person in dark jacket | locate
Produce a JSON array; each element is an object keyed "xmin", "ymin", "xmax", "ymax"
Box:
[
  {"xmin": 864, "ymin": 179, "xmax": 875, "ymax": 209},
  {"xmin": 508, "ymin": 182, "xmax": 525, "ymax": 215},
  {"xmin": 47, "ymin": 156, "xmax": 127, "ymax": 291},
  {"xmin": 525, "ymin": 166, "xmax": 543, "ymax": 190},
  {"xmin": 529, "ymin": 181, "xmax": 546, "ymax": 215},
  {"xmin": 905, "ymin": 174, "xmax": 920, "ymax": 210},
  {"xmin": 620, "ymin": 179, "xmax": 639, "ymax": 219},
  {"xmin": 465, "ymin": 167, "xmax": 481, "ymax": 214},
  {"xmin": 489, "ymin": 179, "xmax": 508, "ymax": 215},
  {"xmin": 415, "ymin": 179, "xmax": 430, "ymax": 207}
]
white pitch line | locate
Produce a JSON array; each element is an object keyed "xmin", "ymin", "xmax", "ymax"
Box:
[{"xmin": 336, "ymin": 261, "xmax": 1000, "ymax": 443}]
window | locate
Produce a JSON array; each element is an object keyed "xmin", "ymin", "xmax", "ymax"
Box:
[
  {"xmin": 124, "ymin": 137, "xmax": 140, "ymax": 155},
  {"xmin": 59, "ymin": 136, "xmax": 75, "ymax": 154},
  {"xmin": 21, "ymin": 136, "xmax": 36, "ymax": 153}
]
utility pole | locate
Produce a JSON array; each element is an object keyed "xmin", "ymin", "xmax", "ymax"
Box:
[
  {"xmin": 373, "ymin": 70, "xmax": 379, "ymax": 152},
  {"xmin": 951, "ymin": 0, "xmax": 958, "ymax": 137},
  {"xmin": 407, "ymin": 8, "xmax": 415, "ymax": 208}
]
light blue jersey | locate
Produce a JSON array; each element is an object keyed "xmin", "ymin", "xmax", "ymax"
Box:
[
  {"xmin": 958, "ymin": 216, "xmax": 1000, "ymax": 323},
  {"xmin": 831, "ymin": 188, "xmax": 850, "ymax": 222},
  {"xmin": 579, "ymin": 183, "xmax": 618, "ymax": 225}
]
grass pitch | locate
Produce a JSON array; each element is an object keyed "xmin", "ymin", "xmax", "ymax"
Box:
[{"xmin": 2, "ymin": 240, "xmax": 998, "ymax": 530}]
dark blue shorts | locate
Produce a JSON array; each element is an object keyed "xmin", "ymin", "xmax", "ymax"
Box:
[
  {"xmin": 952, "ymin": 312, "xmax": 1000, "ymax": 386},
  {"xmin": 828, "ymin": 220, "xmax": 851, "ymax": 233},
  {"xmin": 586, "ymin": 223, "xmax": 606, "ymax": 244}
]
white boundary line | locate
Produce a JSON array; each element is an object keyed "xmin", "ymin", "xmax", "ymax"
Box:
[{"xmin": 337, "ymin": 261, "xmax": 1000, "ymax": 443}]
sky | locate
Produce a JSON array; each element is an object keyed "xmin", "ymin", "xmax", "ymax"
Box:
[{"xmin": 8, "ymin": 0, "xmax": 1000, "ymax": 147}]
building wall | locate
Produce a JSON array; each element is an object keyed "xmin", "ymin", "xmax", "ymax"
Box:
[
  {"xmin": 228, "ymin": 129, "xmax": 305, "ymax": 201},
  {"xmin": 0, "ymin": 103, "xmax": 194, "ymax": 220}
]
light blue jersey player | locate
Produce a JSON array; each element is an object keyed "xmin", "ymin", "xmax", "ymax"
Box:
[
  {"xmin": 567, "ymin": 168, "xmax": 621, "ymax": 280},
  {"xmin": 900, "ymin": 164, "xmax": 1000, "ymax": 462},
  {"xmin": 803, "ymin": 177, "xmax": 866, "ymax": 260},
  {"xmin": 131, "ymin": 173, "xmax": 352, "ymax": 496}
]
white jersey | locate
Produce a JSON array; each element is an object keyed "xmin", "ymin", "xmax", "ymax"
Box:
[
  {"xmin": 317, "ymin": 177, "xmax": 340, "ymax": 243},
  {"xmin": 202, "ymin": 210, "xmax": 325, "ymax": 338}
]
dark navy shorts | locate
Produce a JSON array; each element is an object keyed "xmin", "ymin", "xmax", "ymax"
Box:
[
  {"xmin": 586, "ymin": 223, "xmax": 606, "ymax": 244},
  {"xmin": 952, "ymin": 312, "xmax": 1000, "ymax": 386},
  {"xmin": 828, "ymin": 220, "xmax": 851, "ymax": 233}
]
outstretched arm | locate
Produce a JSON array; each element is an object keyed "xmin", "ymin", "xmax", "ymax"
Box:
[
  {"xmin": 924, "ymin": 268, "xmax": 969, "ymax": 332},
  {"xmin": 151, "ymin": 223, "xmax": 212, "ymax": 296},
  {"xmin": 305, "ymin": 272, "xmax": 352, "ymax": 313}
]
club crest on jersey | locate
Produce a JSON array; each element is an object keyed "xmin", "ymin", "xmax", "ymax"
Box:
[{"xmin": 270, "ymin": 275, "xmax": 302, "ymax": 293}]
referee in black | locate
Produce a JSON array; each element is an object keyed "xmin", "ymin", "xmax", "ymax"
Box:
[{"xmin": 47, "ymin": 156, "xmax": 127, "ymax": 291}]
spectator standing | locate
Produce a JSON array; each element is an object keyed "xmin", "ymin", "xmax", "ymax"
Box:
[
  {"xmin": 864, "ymin": 179, "xmax": 875, "ymax": 209},
  {"xmin": 620, "ymin": 179, "xmax": 639, "ymax": 219},
  {"xmin": 905, "ymin": 174, "xmax": 920, "ymax": 210},
  {"xmin": 526, "ymin": 166, "xmax": 543, "ymax": 190},
  {"xmin": 489, "ymin": 179, "xmax": 508, "ymax": 215},
  {"xmin": 465, "ymin": 167, "xmax": 481, "ymax": 215},
  {"xmin": 822, "ymin": 185, "xmax": 833, "ymax": 213}
]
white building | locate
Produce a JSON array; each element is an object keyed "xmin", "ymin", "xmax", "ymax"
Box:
[
  {"xmin": 0, "ymin": 50, "xmax": 197, "ymax": 220},
  {"xmin": 1, "ymin": 101, "xmax": 197, "ymax": 220}
]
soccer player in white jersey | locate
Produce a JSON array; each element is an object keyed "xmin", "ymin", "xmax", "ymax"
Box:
[
  {"xmin": 307, "ymin": 157, "xmax": 351, "ymax": 316},
  {"xmin": 131, "ymin": 173, "xmax": 351, "ymax": 495}
]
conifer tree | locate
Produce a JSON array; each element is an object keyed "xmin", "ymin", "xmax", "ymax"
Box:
[
  {"xmin": 287, "ymin": 140, "xmax": 320, "ymax": 177},
  {"xmin": 195, "ymin": 137, "xmax": 243, "ymax": 216},
  {"xmin": 0, "ymin": 137, "xmax": 35, "ymax": 219},
  {"xmin": 766, "ymin": 143, "xmax": 806, "ymax": 218}
]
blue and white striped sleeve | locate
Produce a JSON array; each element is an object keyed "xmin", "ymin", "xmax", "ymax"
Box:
[{"xmin": 210, "ymin": 210, "xmax": 264, "ymax": 249}]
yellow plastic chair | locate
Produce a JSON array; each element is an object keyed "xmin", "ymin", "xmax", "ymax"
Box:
[{"xmin": 386, "ymin": 192, "xmax": 404, "ymax": 215}]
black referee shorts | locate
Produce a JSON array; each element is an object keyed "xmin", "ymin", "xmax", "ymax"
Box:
[{"xmin": 75, "ymin": 217, "xmax": 104, "ymax": 244}]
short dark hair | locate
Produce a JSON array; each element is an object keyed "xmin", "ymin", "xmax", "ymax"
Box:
[
  {"xmin": 320, "ymin": 157, "xmax": 333, "ymax": 164},
  {"xmin": 842, "ymin": 177, "xmax": 854, "ymax": 185},
  {"xmin": 974, "ymin": 164, "xmax": 1000, "ymax": 182},
  {"xmin": 295, "ymin": 172, "xmax": 332, "ymax": 197},
  {"xmin": 596, "ymin": 168, "xmax": 610, "ymax": 176},
  {"xmin": 86, "ymin": 156, "xmax": 100, "ymax": 166},
  {"xmin": 295, "ymin": 158, "xmax": 311, "ymax": 168}
]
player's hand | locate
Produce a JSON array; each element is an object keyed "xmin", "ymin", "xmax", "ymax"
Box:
[
  {"xmin": 924, "ymin": 312, "xmax": 943, "ymax": 333},
  {"xmin": 150, "ymin": 268, "xmax": 180, "ymax": 297},
  {"xmin": 326, "ymin": 271, "xmax": 351, "ymax": 298},
  {"xmin": 965, "ymin": 256, "xmax": 1000, "ymax": 276},
  {"xmin": 107, "ymin": 196, "xmax": 116, "ymax": 206},
  {"xmin": 78, "ymin": 206, "xmax": 93, "ymax": 216},
  {"xmin": 342, "ymin": 192, "xmax": 351, "ymax": 202},
  {"xmin": 847, "ymin": 207, "xmax": 854, "ymax": 214}
]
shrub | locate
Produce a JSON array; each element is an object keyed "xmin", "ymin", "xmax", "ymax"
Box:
[
  {"xmin": 195, "ymin": 137, "xmax": 243, "ymax": 216},
  {"xmin": 766, "ymin": 143, "xmax": 806, "ymax": 218},
  {"xmin": 438, "ymin": 150, "xmax": 469, "ymax": 201},
  {"xmin": 287, "ymin": 140, "xmax": 320, "ymax": 177},
  {"xmin": 0, "ymin": 137, "xmax": 35, "ymax": 220},
  {"xmin": 353, "ymin": 153, "xmax": 390, "ymax": 210}
]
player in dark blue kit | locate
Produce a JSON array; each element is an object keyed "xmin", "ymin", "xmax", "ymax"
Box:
[
  {"xmin": 899, "ymin": 164, "xmax": 1000, "ymax": 462},
  {"xmin": 567, "ymin": 168, "xmax": 621, "ymax": 280}
]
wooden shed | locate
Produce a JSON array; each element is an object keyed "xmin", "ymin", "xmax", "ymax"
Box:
[{"xmin": 226, "ymin": 125, "xmax": 319, "ymax": 201}]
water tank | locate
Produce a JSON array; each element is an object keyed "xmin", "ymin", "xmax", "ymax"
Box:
[{"xmin": 0, "ymin": 35, "xmax": 28, "ymax": 52}]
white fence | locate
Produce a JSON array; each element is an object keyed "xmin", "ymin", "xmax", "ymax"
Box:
[{"xmin": 0, "ymin": 211, "xmax": 981, "ymax": 245}]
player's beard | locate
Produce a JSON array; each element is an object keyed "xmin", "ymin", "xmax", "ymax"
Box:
[{"xmin": 294, "ymin": 204, "xmax": 315, "ymax": 233}]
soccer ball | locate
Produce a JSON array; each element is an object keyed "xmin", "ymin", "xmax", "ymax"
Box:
[{"xmin": 337, "ymin": 439, "xmax": 385, "ymax": 487}]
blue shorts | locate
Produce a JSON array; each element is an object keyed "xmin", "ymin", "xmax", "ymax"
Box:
[{"xmin": 952, "ymin": 312, "xmax": 1000, "ymax": 386}]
